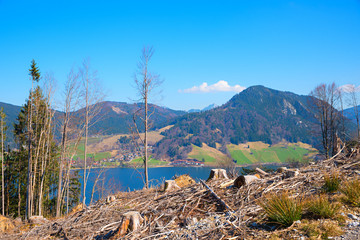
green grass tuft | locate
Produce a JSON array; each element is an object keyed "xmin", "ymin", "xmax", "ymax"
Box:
[
  {"xmin": 323, "ymin": 172, "xmax": 341, "ymax": 193},
  {"xmin": 259, "ymin": 192, "xmax": 302, "ymax": 227},
  {"xmin": 306, "ymin": 194, "xmax": 340, "ymax": 219},
  {"xmin": 340, "ymin": 179, "xmax": 360, "ymax": 207}
]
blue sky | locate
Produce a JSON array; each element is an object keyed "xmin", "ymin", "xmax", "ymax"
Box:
[{"xmin": 1, "ymin": 0, "xmax": 359, "ymax": 111}]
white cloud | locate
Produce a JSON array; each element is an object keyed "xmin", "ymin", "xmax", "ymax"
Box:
[
  {"xmin": 339, "ymin": 84, "xmax": 360, "ymax": 93},
  {"xmin": 180, "ymin": 80, "xmax": 246, "ymax": 93}
]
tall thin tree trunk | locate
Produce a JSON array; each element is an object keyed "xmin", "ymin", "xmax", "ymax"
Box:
[
  {"xmin": 18, "ymin": 161, "xmax": 21, "ymax": 217},
  {"xmin": 83, "ymin": 77, "xmax": 89, "ymax": 207},
  {"xmin": 56, "ymin": 112, "xmax": 68, "ymax": 217},
  {"xmin": 144, "ymin": 90, "xmax": 149, "ymax": 189},
  {"xmin": 1, "ymin": 117, "xmax": 4, "ymax": 216},
  {"xmin": 39, "ymin": 109, "xmax": 51, "ymax": 216},
  {"xmin": 26, "ymin": 81, "xmax": 33, "ymax": 220}
]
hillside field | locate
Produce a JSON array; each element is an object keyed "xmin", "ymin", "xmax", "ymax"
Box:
[{"xmin": 227, "ymin": 141, "xmax": 317, "ymax": 165}]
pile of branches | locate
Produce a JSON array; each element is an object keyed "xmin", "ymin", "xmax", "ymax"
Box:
[{"xmin": 4, "ymin": 153, "xmax": 360, "ymax": 240}]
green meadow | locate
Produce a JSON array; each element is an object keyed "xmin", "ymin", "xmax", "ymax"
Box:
[{"xmin": 227, "ymin": 143, "xmax": 316, "ymax": 165}]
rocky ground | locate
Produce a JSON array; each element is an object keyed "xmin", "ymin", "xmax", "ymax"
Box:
[{"xmin": 1, "ymin": 153, "xmax": 360, "ymax": 239}]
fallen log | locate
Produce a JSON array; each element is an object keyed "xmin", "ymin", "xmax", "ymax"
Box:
[
  {"xmin": 234, "ymin": 175, "xmax": 260, "ymax": 188},
  {"xmin": 200, "ymin": 180, "xmax": 233, "ymax": 212},
  {"xmin": 219, "ymin": 180, "xmax": 235, "ymax": 188},
  {"xmin": 255, "ymin": 167, "xmax": 269, "ymax": 176}
]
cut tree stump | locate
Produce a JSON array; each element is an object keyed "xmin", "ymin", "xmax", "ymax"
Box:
[
  {"xmin": 277, "ymin": 167, "xmax": 288, "ymax": 173},
  {"xmin": 174, "ymin": 174, "xmax": 195, "ymax": 188},
  {"xmin": 207, "ymin": 169, "xmax": 229, "ymax": 181},
  {"xmin": 234, "ymin": 175, "xmax": 260, "ymax": 188},
  {"xmin": 164, "ymin": 180, "xmax": 180, "ymax": 192},
  {"xmin": 29, "ymin": 216, "xmax": 48, "ymax": 225},
  {"xmin": 0, "ymin": 215, "xmax": 14, "ymax": 232},
  {"xmin": 277, "ymin": 167, "xmax": 300, "ymax": 178},
  {"xmin": 114, "ymin": 211, "xmax": 143, "ymax": 238},
  {"xmin": 283, "ymin": 169, "xmax": 300, "ymax": 179},
  {"xmin": 106, "ymin": 195, "xmax": 116, "ymax": 203}
]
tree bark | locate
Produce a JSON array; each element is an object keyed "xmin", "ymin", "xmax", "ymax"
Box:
[{"xmin": 1, "ymin": 117, "xmax": 4, "ymax": 216}]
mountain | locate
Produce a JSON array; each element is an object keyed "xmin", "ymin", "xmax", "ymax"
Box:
[
  {"xmin": 0, "ymin": 100, "xmax": 186, "ymax": 146},
  {"xmin": 343, "ymin": 105, "xmax": 359, "ymax": 124},
  {"xmin": 155, "ymin": 86, "xmax": 320, "ymax": 159},
  {"xmin": 0, "ymin": 102, "xmax": 22, "ymax": 146},
  {"xmin": 188, "ymin": 103, "xmax": 218, "ymax": 113},
  {"xmin": 80, "ymin": 101, "xmax": 186, "ymax": 135}
]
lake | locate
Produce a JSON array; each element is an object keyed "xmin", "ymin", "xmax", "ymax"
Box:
[{"xmin": 79, "ymin": 165, "xmax": 279, "ymax": 205}]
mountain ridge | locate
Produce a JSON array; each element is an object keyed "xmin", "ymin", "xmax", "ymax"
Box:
[{"xmin": 154, "ymin": 85, "xmax": 320, "ymax": 159}]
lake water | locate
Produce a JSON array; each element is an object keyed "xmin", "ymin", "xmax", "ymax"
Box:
[{"xmin": 79, "ymin": 165, "xmax": 279, "ymax": 205}]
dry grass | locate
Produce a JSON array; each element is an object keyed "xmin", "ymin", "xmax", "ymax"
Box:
[
  {"xmin": 305, "ymin": 194, "xmax": 341, "ymax": 219},
  {"xmin": 301, "ymin": 219, "xmax": 343, "ymax": 239},
  {"xmin": 323, "ymin": 171, "xmax": 341, "ymax": 193},
  {"xmin": 341, "ymin": 179, "xmax": 360, "ymax": 207},
  {"xmin": 88, "ymin": 125, "xmax": 174, "ymax": 154}
]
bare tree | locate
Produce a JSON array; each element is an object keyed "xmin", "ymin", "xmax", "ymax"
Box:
[
  {"xmin": 310, "ymin": 83, "xmax": 342, "ymax": 158},
  {"xmin": 56, "ymin": 69, "xmax": 82, "ymax": 217},
  {"xmin": 38, "ymin": 73, "xmax": 56, "ymax": 217},
  {"xmin": 90, "ymin": 168, "xmax": 106, "ymax": 205},
  {"xmin": 347, "ymin": 85, "xmax": 360, "ymax": 141},
  {"xmin": 80, "ymin": 59, "xmax": 104, "ymax": 206},
  {"xmin": 133, "ymin": 47, "xmax": 162, "ymax": 189}
]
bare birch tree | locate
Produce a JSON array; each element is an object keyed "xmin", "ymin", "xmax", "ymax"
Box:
[
  {"xmin": 38, "ymin": 73, "xmax": 56, "ymax": 217},
  {"xmin": 347, "ymin": 85, "xmax": 360, "ymax": 141},
  {"xmin": 80, "ymin": 59, "xmax": 104, "ymax": 206},
  {"xmin": 56, "ymin": 69, "xmax": 82, "ymax": 217},
  {"xmin": 310, "ymin": 83, "xmax": 342, "ymax": 158},
  {"xmin": 133, "ymin": 47, "xmax": 162, "ymax": 189}
]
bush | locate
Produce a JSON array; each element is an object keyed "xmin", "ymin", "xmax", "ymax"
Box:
[
  {"xmin": 306, "ymin": 194, "xmax": 340, "ymax": 219},
  {"xmin": 341, "ymin": 179, "xmax": 360, "ymax": 207},
  {"xmin": 323, "ymin": 172, "xmax": 341, "ymax": 193},
  {"xmin": 259, "ymin": 192, "xmax": 302, "ymax": 227}
]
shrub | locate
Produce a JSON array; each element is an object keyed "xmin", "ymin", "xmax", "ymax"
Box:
[
  {"xmin": 323, "ymin": 172, "xmax": 341, "ymax": 193},
  {"xmin": 259, "ymin": 192, "xmax": 302, "ymax": 227},
  {"xmin": 340, "ymin": 179, "xmax": 360, "ymax": 207},
  {"xmin": 306, "ymin": 194, "xmax": 340, "ymax": 219}
]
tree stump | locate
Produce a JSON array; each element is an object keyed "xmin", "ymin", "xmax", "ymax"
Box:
[
  {"xmin": 234, "ymin": 175, "xmax": 259, "ymax": 188},
  {"xmin": 174, "ymin": 174, "xmax": 195, "ymax": 188},
  {"xmin": 207, "ymin": 169, "xmax": 229, "ymax": 181},
  {"xmin": 106, "ymin": 195, "xmax": 116, "ymax": 203},
  {"xmin": 29, "ymin": 216, "xmax": 48, "ymax": 225},
  {"xmin": 114, "ymin": 211, "xmax": 143, "ymax": 238},
  {"xmin": 283, "ymin": 169, "xmax": 300, "ymax": 179},
  {"xmin": 0, "ymin": 215, "xmax": 14, "ymax": 232},
  {"xmin": 277, "ymin": 167, "xmax": 288, "ymax": 173},
  {"xmin": 164, "ymin": 180, "xmax": 180, "ymax": 192}
]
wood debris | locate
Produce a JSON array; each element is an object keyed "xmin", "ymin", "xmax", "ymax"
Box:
[{"xmin": 2, "ymin": 154, "xmax": 360, "ymax": 239}]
